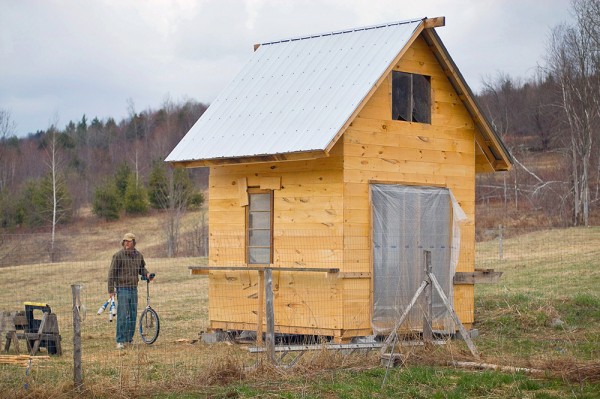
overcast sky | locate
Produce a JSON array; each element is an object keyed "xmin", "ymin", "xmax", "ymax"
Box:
[{"xmin": 1, "ymin": 0, "xmax": 573, "ymax": 137}]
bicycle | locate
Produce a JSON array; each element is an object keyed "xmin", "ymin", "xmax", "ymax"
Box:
[{"xmin": 139, "ymin": 273, "xmax": 160, "ymax": 344}]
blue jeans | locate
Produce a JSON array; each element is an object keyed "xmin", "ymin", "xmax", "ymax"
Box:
[{"xmin": 116, "ymin": 287, "xmax": 138, "ymax": 343}]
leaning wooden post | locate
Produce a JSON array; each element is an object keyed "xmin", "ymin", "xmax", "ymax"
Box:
[
  {"xmin": 422, "ymin": 250, "xmax": 433, "ymax": 343},
  {"xmin": 257, "ymin": 270, "xmax": 264, "ymax": 344},
  {"xmin": 264, "ymin": 268, "xmax": 275, "ymax": 363},
  {"xmin": 427, "ymin": 272, "xmax": 480, "ymax": 360},
  {"xmin": 71, "ymin": 284, "xmax": 83, "ymax": 392}
]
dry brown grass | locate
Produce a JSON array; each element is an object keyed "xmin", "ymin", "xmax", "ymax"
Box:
[
  {"xmin": 1, "ymin": 214, "xmax": 599, "ymax": 397},
  {"xmin": 0, "ymin": 208, "xmax": 206, "ymax": 266},
  {"xmin": 540, "ymin": 359, "xmax": 600, "ymax": 383}
]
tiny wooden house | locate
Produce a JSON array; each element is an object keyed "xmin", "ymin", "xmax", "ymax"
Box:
[{"xmin": 166, "ymin": 17, "xmax": 512, "ymax": 342}]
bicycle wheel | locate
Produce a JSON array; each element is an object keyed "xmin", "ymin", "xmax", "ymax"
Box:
[{"xmin": 139, "ymin": 307, "xmax": 160, "ymax": 344}]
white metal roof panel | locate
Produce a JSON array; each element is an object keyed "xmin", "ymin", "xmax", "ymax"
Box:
[{"xmin": 165, "ymin": 19, "xmax": 422, "ymax": 163}]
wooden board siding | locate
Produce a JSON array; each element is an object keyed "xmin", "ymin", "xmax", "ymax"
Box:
[
  {"xmin": 204, "ymin": 33, "xmax": 485, "ymax": 337},
  {"xmin": 342, "ymin": 35, "xmax": 477, "ymax": 328},
  {"xmin": 206, "ymin": 147, "xmax": 347, "ymax": 332}
]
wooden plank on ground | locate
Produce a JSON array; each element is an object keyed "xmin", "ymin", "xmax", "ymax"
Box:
[{"xmin": 0, "ymin": 355, "xmax": 50, "ymax": 367}]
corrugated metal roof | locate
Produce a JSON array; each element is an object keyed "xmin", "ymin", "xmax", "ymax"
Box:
[{"xmin": 165, "ymin": 19, "xmax": 422, "ymax": 164}]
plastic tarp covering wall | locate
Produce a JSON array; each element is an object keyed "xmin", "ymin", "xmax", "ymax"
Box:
[{"xmin": 371, "ymin": 184, "xmax": 467, "ymax": 334}]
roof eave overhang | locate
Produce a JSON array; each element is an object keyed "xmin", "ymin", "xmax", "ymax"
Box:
[
  {"xmin": 420, "ymin": 28, "xmax": 513, "ymax": 173},
  {"xmin": 167, "ymin": 149, "xmax": 329, "ymax": 168}
]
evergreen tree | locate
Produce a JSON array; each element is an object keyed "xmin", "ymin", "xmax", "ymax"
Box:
[
  {"xmin": 124, "ymin": 174, "xmax": 149, "ymax": 215},
  {"xmin": 92, "ymin": 180, "xmax": 121, "ymax": 221},
  {"xmin": 172, "ymin": 167, "xmax": 202, "ymax": 209},
  {"xmin": 0, "ymin": 188, "xmax": 18, "ymax": 228},
  {"xmin": 15, "ymin": 174, "xmax": 72, "ymax": 228},
  {"xmin": 18, "ymin": 179, "xmax": 45, "ymax": 227},
  {"xmin": 114, "ymin": 163, "xmax": 132, "ymax": 197}
]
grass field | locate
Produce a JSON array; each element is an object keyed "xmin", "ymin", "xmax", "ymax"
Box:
[{"xmin": 0, "ymin": 221, "xmax": 599, "ymax": 398}]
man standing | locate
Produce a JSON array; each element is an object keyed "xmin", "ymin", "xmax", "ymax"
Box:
[{"xmin": 108, "ymin": 233, "xmax": 153, "ymax": 349}]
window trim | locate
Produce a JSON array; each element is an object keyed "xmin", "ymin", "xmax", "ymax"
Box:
[{"xmin": 245, "ymin": 188, "xmax": 274, "ymax": 265}]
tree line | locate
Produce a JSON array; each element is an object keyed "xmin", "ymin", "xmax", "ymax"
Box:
[
  {"xmin": 475, "ymin": 0, "xmax": 599, "ymax": 229},
  {"xmin": 1, "ymin": 0, "xmax": 599, "ymax": 241},
  {"xmin": 0, "ymin": 98, "xmax": 209, "ymax": 257}
]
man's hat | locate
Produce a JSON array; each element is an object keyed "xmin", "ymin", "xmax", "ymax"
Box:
[{"xmin": 122, "ymin": 233, "xmax": 136, "ymax": 242}]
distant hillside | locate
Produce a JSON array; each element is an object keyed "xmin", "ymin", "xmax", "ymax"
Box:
[
  {"xmin": 0, "ymin": 208, "xmax": 207, "ymax": 267},
  {"xmin": 476, "ymin": 74, "xmax": 599, "ymax": 229},
  {"xmin": 1, "ymin": 69, "xmax": 599, "ymax": 233},
  {"xmin": 0, "ymin": 99, "xmax": 209, "ymax": 236}
]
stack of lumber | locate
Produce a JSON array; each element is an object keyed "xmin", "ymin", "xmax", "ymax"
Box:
[{"xmin": 0, "ymin": 355, "xmax": 49, "ymax": 367}]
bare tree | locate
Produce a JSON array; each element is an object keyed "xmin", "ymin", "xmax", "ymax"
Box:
[
  {"xmin": 480, "ymin": 74, "xmax": 523, "ymax": 212},
  {"xmin": 43, "ymin": 124, "xmax": 71, "ymax": 261},
  {"xmin": 0, "ymin": 109, "xmax": 17, "ymax": 190},
  {"xmin": 547, "ymin": 11, "xmax": 600, "ymax": 226},
  {"xmin": 572, "ymin": 0, "xmax": 600, "ymax": 208},
  {"xmin": 574, "ymin": 0, "xmax": 600, "ymax": 47},
  {"xmin": 149, "ymin": 162, "xmax": 195, "ymax": 257}
]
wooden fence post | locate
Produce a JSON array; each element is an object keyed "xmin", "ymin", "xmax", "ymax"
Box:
[
  {"xmin": 71, "ymin": 284, "xmax": 83, "ymax": 392},
  {"xmin": 264, "ymin": 268, "xmax": 275, "ymax": 363},
  {"xmin": 257, "ymin": 270, "xmax": 264, "ymax": 344}
]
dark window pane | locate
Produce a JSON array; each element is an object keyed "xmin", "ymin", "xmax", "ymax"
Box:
[
  {"xmin": 412, "ymin": 74, "xmax": 431, "ymax": 123},
  {"xmin": 392, "ymin": 71, "xmax": 430, "ymax": 124},
  {"xmin": 392, "ymin": 71, "xmax": 411, "ymax": 122}
]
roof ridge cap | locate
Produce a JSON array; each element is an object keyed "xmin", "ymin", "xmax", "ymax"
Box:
[{"xmin": 260, "ymin": 17, "xmax": 423, "ymax": 46}]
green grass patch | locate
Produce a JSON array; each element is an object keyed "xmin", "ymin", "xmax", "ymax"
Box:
[{"xmin": 1, "ymin": 227, "xmax": 600, "ymax": 397}]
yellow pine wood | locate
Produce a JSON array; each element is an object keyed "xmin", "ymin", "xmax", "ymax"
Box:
[
  {"xmin": 275, "ymin": 210, "xmax": 342, "ymax": 224},
  {"xmin": 394, "ymin": 59, "xmax": 448, "ymax": 78},
  {"xmin": 344, "ymin": 140, "xmax": 473, "ymax": 162},
  {"xmin": 274, "ymin": 183, "xmax": 344, "ymax": 197},
  {"xmin": 339, "ymin": 33, "xmax": 478, "ymax": 330},
  {"xmin": 201, "ymin": 30, "xmax": 489, "ymax": 337},
  {"xmin": 393, "ymin": 159, "xmax": 470, "ymax": 177},
  {"xmin": 259, "ymin": 176, "xmax": 281, "ymax": 190},
  {"xmin": 358, "ymin": 104, "xmax": 390, "ymax": 120},
  {"xmin": 344, "ymin": 126, "xmax": 476, "ymax": 154},
  {"xmin": 272, "ymin": 225, "xmax": 345, "ymax": 236},
  {"xmin": 273, "ymin": 234, "xmax": 343, "ymax": 247},
  {"xmin": 274, "ymin": 196, "xmax": 344, "ymax": 211}
]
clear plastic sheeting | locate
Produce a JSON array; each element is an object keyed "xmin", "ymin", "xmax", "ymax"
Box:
[{"xmin": 370, "ymin": 184, "xmax": 467, "ymax": 334}]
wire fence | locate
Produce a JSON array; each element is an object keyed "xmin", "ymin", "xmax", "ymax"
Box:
[{"xmin": 0, "ymin": 226, "xmax": 598, "ymax": 396}]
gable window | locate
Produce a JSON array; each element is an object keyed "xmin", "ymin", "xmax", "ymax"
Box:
[
  {"xmin": 392, "ymin": 71, "xmax": 431, "ymax": 124},
  {"xmin": 246, "ymin": 190, "xmax": 273, "ymax": 264}
]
